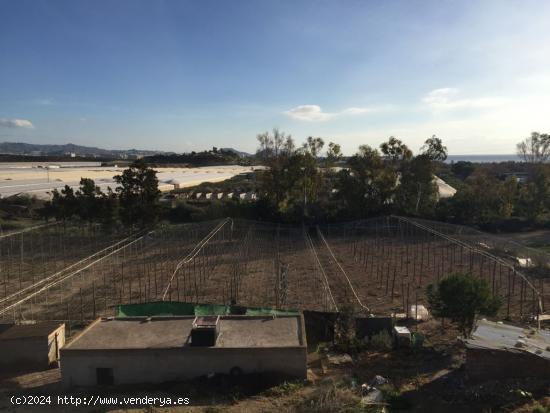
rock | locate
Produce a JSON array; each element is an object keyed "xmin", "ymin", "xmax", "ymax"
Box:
[
  {"xmin": 326, "ymin": 352, "xmax": 353, "ymax": 365},
  {"xmin": 370, "ymin": 375, "xmax": 388, "ymax": 386}
]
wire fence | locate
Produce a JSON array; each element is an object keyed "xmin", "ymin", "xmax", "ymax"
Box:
[{"xmin": 1, "ymin": 216, "xmax": 547, "ymax": 328}]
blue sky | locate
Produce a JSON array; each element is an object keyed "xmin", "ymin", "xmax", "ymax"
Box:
[{"xmin": 1, "ymin": 0, "xmax": 550, "ymax": 155}]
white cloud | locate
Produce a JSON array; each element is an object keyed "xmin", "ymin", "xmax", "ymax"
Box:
[
  {"xmin": 0, "ymin": 118, "xmax": 34, "ymax": 129},
  {"xmin": 284, "ymin": 105, "xmax": 334, "ymax": 121},
  {"xmin": 284, "ymin": 104, "xmax": 385, "ymax": 121},
  {"xmin": 422, "ymin": 88, "xmax": 506, "ymax": 111}
]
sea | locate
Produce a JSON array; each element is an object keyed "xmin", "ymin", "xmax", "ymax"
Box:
[{"xmin": 445, "ymin": 155, "xmax": 521, "ymax": 164}]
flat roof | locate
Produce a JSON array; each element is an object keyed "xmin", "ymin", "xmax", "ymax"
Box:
[
  {"xmin": 464, "ymin": 319, "xmax": 550, "ymax": 361},
  {"xmin": 64, "ymin": 315, "xmax": 304, "ymax": 350},
  {"xmin": 0, "ymin": 322, "xmax": 63, "ymax": 341}
]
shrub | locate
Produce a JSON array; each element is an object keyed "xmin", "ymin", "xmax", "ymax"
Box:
[{"xmin": 369, "ymin": 330, "xmax": 393, "ymax": 351}]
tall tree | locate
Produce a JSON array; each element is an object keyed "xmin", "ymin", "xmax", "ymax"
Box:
[
  {"xmin": 114, "ymin": 160, "xmax": 160, "ymax": 227},
  {"xmin": 396, "ymin": 154, "xmax": 438, "ymax": 215},
  {"xmin": 380, "ymin": 136, "xmax": 412, "ymax": 163},
  {"xmin": 326, "ymin": 142, "xmax": 343, "ymax": 169},
  {"xmin": 337, "ymin": 145, "xmax": 397, "ymax": 217},
  {"xmin": 517, "ymin": 132, "xmax": 550, "ymax": 163},
  {"xmin": 303, "ymin": 136, "xmax": 325, "ymax": 158},
  {"xmin": 421, "ymin": 135, "xmax": 448, "ymax": 162}
]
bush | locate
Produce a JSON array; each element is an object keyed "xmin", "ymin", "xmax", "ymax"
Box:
[
  {"xmin": 369, "ymin": 330, "xmax": 393, "ymax": 351},
  {"xmin": 296, "ymin": 382, "xmax": 363, "ymax": 413}
]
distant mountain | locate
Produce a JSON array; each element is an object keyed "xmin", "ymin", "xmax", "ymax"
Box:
[
  {"xmin": 0, "ymin": 142, "xmax": 170, "ymax": 159},
  {"xmin": 220, "ymin": 147, "xmax": 252, "ymax": 157}
]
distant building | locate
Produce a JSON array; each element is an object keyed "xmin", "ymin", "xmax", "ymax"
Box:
[
  {"xmin": 0, "ymin": 322, "xmax": 65, "ymax": 370},
  {"xmin": 60, "ymin": 315, "xmax": 307, "ymax": 386},
  {"xmin": 462, "ymin": 319, "xmax": 550, "ymax": 381},
  {"xmin": 501, "ymin": 172, "xmax": 529, "ymax": 184},
  {"xmin": 434, "ymin": 176, "xmax": 457, "ymax": 199}
]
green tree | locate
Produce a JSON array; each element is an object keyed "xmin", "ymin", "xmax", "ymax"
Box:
[
  {"xmin": 446, "ymin": 173, "xmax": 515, "ymax": 225},
  {"xmin": 427, "ymin": 273, "xmax": 501, "ymax": 337},
  {"xmin": 303, "ymin": 136, "xmax": 325, "ymax": 158},
  {"xmin": 256, "ymin": 130, "xmax": 331, "ymax": 221},
  {"xmin": 380, "ymin": 136, "xmax": 412, "ymax": 163},
  {"xmin": 325, "ymin": 142, "xmax": 343, "ymax": 169},
  {"xmin": 395, "ymin": 154, "xmax": 438, "ymax": 215},
  {"xmin": 50, "ymin": 185, "xmax": 78, "ymax": 222},
  {"xmin": 451, "ymin": 161, "xmax": 475, "ymax": 180},
  {"xmin": 97, "ymin": 187, "xmax": 119, "ymax": 228},
  {"xmin": 517, "ymin": 168, "xmax": 550, "ymax": 221},
  {"xmin": 337, "ymin": 145, "xmax": 397, "ymax": 217},
  {"xmin": 114, "ymin": 160, "xmax": 160, "ymax": 227},
  {"xmin": 421, "ymin": 135, "xmax": 448, "ymax": 162},
  {"xmin": 75, "ymin": 178, "xmax": 103, "ymax": 225}
]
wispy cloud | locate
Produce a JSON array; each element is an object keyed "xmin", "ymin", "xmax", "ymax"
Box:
[
  {"xmin": 285, "ymin": 105, "xmax": 334, "ymax": 121},
  {"xmin": 31, "ymin": 98, "xmax": 53, "ymax": 106},
  {"xmin": 422, "ymin": 88, "xmax": 506, "ymax": 111},
  {"xmin": 0, "ymin": 118, "xmax": 34, "ymax": 128},
  {"xmin": 285, "ymin": 104, "xmax": 385, "ymax": 121},
  {"xmin": 342, "ymin": 107, "xmax": 376, "ymax": 115}
]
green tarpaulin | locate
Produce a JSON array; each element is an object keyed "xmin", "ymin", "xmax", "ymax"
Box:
[{"xmin": 116, "ymin": 301, "xmax": 299, "ymax": 317}]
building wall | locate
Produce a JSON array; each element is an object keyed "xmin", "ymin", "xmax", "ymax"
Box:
[
  {"xmin": 466, "ymin": 348, "xmax": 550, "ymax": 381},
  {"xmin": 0, "ymin": 337, "xmax": 48, "ymax": 368},
  {"xmin": 61, "ymin": 346, "xmax": 307, "ymax": 386},
  {"xmin": 47, "ymin": 325, "xmax": 66, "ymax": 364},
  {"xmin": 0, "ymin": 324, "xmax": 65, "ymax": 369}
]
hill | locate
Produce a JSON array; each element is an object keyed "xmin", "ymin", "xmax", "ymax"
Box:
[{"xmin": 0, "ymin": 142, "xmax": 168, "ymax": 159}]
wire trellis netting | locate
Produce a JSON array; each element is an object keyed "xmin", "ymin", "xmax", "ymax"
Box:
[{"xmin": 1, "ymin": 216, "xmax": 547, "ymax": 330}]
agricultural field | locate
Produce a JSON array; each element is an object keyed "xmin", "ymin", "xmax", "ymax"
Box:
[{"xmin": 1, "ymin": 217, "xmax": 548, "ymax": 331}]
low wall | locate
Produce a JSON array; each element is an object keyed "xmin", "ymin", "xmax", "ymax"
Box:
[{"xmin": 466, "ymin": 348, "xmax": 550, "ymax": 381}]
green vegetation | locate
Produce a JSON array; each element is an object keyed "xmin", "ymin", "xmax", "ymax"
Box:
[
  {"xmin": 295, "ymin": 380, "xmax": 364, "ymax": 413},
  {"xmin": 145, "ymin": 147, "xmax": 250, "ymax": 166},
  {"xmin": 158, "ymin": 129, "xmax": 550, "ymax": 231},
  {"xmin": 532, "ymin": 404, "xmax": 550, "ymax": 413},
  {"xmin": 252, "ymin": 129, "xmax": 446, "ymax": 223},
  {"xmin": 114, "ymin": 159, "xmax": 161, "ymax": 226},
  {"xmin": 369, "ymin": 330, "xmax": 394, "ymax": 352},
  {"xmin": 427, "ymin": 273, "xmax": 502, "ymax": 337},
  {"xmin": 5, "ymin": 130, "xmax": 550, "ymax": 233},
  {"xmin": 40, "ymin": 159, "xmax": 160, "ymax": 228}
]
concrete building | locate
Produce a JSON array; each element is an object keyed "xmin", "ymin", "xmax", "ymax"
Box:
[
  {"xmin": 463, "ymin": 319, "xmax": 550, "ymax": 381},
  {"xmin": 0, "ymin": 322, "xmax": 65, "ymax": 369},
  {"xmin": 61, "ymin": 315, "xmax": 307, "ymax": 386}
]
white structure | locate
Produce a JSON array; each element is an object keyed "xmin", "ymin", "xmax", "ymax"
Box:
[
  {"xmin": 434, "ymin": 176, "xmax": 457, "ymax": 199},
  {"xmin": 61, "ymin": 315, "xmax": 307, "ymax": 386}
]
